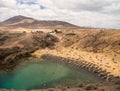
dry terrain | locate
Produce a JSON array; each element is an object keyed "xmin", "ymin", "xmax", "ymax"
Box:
[
  {"xmin": 0, "ymin": 15, "xmax": 120, "ymax": 91},
  {"xmin": 33, "ymin": 29, "xmax": 120, "ymax": 77}
]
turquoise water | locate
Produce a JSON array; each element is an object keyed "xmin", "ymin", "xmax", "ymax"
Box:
[{"xmin": 0, "ymin": 60, "xmax": 102, "ymax": 90}]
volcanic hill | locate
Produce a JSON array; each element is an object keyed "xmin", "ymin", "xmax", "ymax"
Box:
[{"xmin": 0, "ymin": 15, "xmax": 79, "ymax": 28}]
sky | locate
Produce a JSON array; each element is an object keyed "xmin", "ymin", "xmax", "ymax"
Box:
[{"xmin": 0, "ymin": 0, "xmax": 120, "ymax": 29}]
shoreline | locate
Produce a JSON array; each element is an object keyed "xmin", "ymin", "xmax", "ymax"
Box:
[
  {"xmin": 41, "ymin": 54, "xmax": 117, "ymax": 81},
  {"xmin": 33, "ymin": 47, "xmax": 120, "ymax": 78},
  {"xmin": 0, "ymin": 55, "xmax": 120, "ymax": 91},
  {"xmin": 0, "ymin": 50, "xmax": 119, "ymax": 91}
]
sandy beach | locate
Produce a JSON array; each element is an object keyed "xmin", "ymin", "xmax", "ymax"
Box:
[{"xmin": 32, "ymin": 47, "xmax": 120, "ymax": 77}]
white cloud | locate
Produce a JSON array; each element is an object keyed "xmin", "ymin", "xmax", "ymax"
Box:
[
  {"xmin": 0, "ymin": 0, "xmax": 17, "ymax": 9},
  {"xmin": 0, "ymin": 0, "xmax": 120, "ymax": 29}
]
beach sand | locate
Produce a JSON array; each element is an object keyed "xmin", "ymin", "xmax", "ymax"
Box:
[{"xmin": 32, "ymin": 47, "xmax": 120, "ymax": 77}]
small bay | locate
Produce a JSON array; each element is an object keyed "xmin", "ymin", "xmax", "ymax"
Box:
[{"xmin": 0, "ymin": 59, "xmax": 102, "ymax": 90}]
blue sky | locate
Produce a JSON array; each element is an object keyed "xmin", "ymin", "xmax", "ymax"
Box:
[
  {"xmin": 40, "ymin": 5, "xmax": 45, "ymax": 9},
  {"xmin": 18, "ymin": 1, "xmax": 37, "ymax": 5},
  {"xmin": 17, "ymin": 0, "xmax": 45, "ymax": 9},
  {"xmin": 0, "ymin": 0, "xmax": 120, "ymax": 29}
]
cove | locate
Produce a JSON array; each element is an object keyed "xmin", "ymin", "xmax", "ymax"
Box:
[{"xmin": 0, "ymin": 59, "xmax": 103, "ymax": 90}]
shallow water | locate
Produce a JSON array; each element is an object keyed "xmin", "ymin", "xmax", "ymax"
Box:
[{"xmin": 0, "ymin": 59, "xmax": 102, "ymax": 90}]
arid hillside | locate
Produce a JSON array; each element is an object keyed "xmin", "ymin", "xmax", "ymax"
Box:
[
  {"xmin": 0, "ymin": 15, "xmax": 79, "ymax": 28},
  {"xmin": 61, "ymin": 29, "xmax": 120, "ymax": 53}
]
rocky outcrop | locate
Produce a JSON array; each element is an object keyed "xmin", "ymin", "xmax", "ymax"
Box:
[
  {"xmin": 0, "ymin": 47, "xmax": 20, "ymax": 60},
  {"xmin": 33, "ymin": 33, "xmax": 59, "ymax": 49},
  {"xmin": 0, "ymin": 47, "xmax": 36, "ymax": 71},
  {"xmin": 2, "ymin": 50, "xmax": 31, "ymax": 64}
]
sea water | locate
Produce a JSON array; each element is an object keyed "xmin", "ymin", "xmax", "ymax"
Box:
[{"xmin": 0, "ymin": 59, "xmax": 102, "ymax": 90}]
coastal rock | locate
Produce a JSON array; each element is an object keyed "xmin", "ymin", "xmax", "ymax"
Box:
[{"xmin": 0, "ymin": 47, "xmax": 20, "ymax": 60}]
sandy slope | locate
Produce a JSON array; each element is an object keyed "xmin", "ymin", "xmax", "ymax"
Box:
[
  {"xmin": 33, "ymin": 47, "xmax": 120, "ymax": 77},
  {"xmin": 33, "ymin": 29, "xmax": 120, "ymax": 77}
]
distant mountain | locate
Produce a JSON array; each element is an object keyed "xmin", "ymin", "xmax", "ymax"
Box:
[
  {"xmin": 0, "ymin": 15, "xmax": 79, "ymax": 28},
  {"xmin": 2, "ymin": 15, "xmax": 34, "ymax": 24}
]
